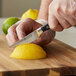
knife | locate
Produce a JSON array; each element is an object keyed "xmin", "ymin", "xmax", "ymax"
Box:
[{"xmin": 10, "ymin": 24, "xmax": 50, "ymax": 48}]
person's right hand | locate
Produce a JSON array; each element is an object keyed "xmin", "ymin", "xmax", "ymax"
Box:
[
  {"xmin": 6, "ymin": 18, "xmax": 55, "ymax": 46},
  {"xmin": 49, "ymin": 0, "xmax": 76, "ymax": 31}
]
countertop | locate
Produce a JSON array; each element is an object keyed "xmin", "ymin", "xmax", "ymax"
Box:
[{"xmin": 0, "ymin": 18, "xmax": 76, "ymax": 48}]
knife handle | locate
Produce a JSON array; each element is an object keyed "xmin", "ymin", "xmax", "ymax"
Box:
[
  {"xmin": 36, "ymin": 24, "xmax": 50, "ymax": 37},
  {"xmin": 41, "ymin": 24, "xmax": 50, "ymax": 32},
  {"xmin": 36, "ymin": 19, "xmax": 50, "ymax": 32}
]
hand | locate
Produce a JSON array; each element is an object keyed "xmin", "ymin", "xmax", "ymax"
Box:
[
  {"xmin": 6, "ymin": 18, "xmax": 55, "ymax": 46},
  {"xmin": 49, "ymin": 0, "xmax": 76, "ymax": 31}
]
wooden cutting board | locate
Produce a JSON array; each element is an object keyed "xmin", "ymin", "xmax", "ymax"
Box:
[{"xmin": 0, "ymin": 34, "xmax": 76, "ymax": 75}]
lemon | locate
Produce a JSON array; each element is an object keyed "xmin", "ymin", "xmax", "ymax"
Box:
[
  {"xmin": 2, "ymin": 17, "xmax": 20, "ymax": 34},
  {"xmin": 10, "ymin": 44, "xmax": 46, "ymax": 60},
  {"xmin": 21, "ymin": 9, "xmax": 39, "ymax": 20}
]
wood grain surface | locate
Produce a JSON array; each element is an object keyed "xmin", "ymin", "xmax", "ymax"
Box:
[{"xmin": 0, "ymin": 34, "xmax": 76, "ymax": 75}]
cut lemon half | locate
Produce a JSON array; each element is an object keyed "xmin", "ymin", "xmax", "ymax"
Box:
[{"xmin": 10, "ymin": 44, "xmax": 46, "ymax": 60}]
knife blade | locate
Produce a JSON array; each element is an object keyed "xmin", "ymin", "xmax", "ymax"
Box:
[{"xmin": 10, "ymin": 24, "xmax": 50, "ymax": 48}]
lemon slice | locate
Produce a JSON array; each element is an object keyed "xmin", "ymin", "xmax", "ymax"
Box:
[
  {"xmin": 10, "ymin": 44, "xmax": 46, "ymax": 60},
  {"xmin": 21, "ymin": 9, "xmax": 39, "ymax": 20}
]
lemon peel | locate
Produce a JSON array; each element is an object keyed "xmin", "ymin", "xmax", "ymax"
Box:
[
  {"xmin": 10, "ymin": 44, "xmax": 46, "ymax": 60},
  {"xmin": 21, "ymin": 9, "xmax": 39, "ymax": 20}
]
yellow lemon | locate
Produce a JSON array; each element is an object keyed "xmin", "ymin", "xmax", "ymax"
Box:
[
  {"xmin": 21, "ymin": 9, "xmax": 39, "ymax": 20},
  {"xmin": 10, "ymin": 44, "xmax": 46, "ymax": 60}
]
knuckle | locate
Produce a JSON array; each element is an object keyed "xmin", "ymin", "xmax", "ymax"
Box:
[
  {"xmin": 6, "ymin": 35, "xmax": 10, "ymax": 42},
  {"xmin": 69, "ymin": 9, "xmax": 75, "ymax": 16},
  {"xmin": 54, "ymin": 3, "xmax": 60, "ymax": 12},
  {"xmin": 16, "ymin": 25, "xmax": 23, "ymax": 32},
  {"xmin": 71, "ymin": 22, "xmax": 76, "ymax": 26},
  {"xmin": 56, "ymin": 7, "xmax": 60, "ymax": 15},
  {"xmin": 63, "ymin": 24, "xmax": 71, "ymax": 29},
  {"xmin": 8, "ymin": 23, "xmax": 17, "ymax": 33},
  {"xmin": 23, "ymin": 18, "xmax": 35, "ymax": 24},
  {"xmin": 49, "ymin": 3, "xmax": 56, "ymax": 12},
  {"xmin": 25, "ymin": 18, "xmax": 34, "ymax": 22},
  {"xmin": 50, "ymin": 25, "xmax": 57, "ymax": 30},
  {"xmin": 62, "ymin": 6, "xmax": 67, "ymax": 14},
  {"xmin": 63, "ymin": 9, "xmax": 67, "ymax": 14},
  {"xmin": 50, "ymin": 25, "xmax": 63, "ymax": 31},
  {"xmin": 16, "ymin": 26, "xmax": 20, "ymax": 31},
  {"xmin": 49, "ymin": 3, "xmax": 60, "ymax": 16},
  {"xmin": 65, "ymin": 26, "xmax": 71, "ymax": 29},
  {"xmin": 71, "ymin": 21, "xmax": 76, "ymax": 26},
  {"xmin": 25, "ymin": 18, "xmax": 32, "ymax": 21},
  {"xmin": 8, "ymin": 27, "xmax": 13, "ymax": 33},
  {"xmin": 16, "ymin": 20, "xmax": 22, "ymax": 24}
]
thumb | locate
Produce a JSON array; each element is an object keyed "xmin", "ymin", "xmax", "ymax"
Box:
[{"xmin": 48, "ymin": 12, "xmax": 63, "ymax": 31}]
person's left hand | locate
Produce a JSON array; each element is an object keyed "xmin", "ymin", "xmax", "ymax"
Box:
[{"xmin": 6, "ymin": 18, "xmax": 55, "ymax": 46}]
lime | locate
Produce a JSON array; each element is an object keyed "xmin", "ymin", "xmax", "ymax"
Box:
[
  {"xmin": 21, "ymin": 9, "xmax": 39, "ymax": 20},
  {"xmin": 2, "ymin": 17, "xmax": 20, "ymax": 34},
  {"xmin": 10, "ymin": 43, "xmax": 46, "ymax": 60}
]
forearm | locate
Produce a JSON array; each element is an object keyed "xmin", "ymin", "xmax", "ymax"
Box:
[{"xmin": 37, "ymin": 0, "xmax": 52, "ymax": 21}]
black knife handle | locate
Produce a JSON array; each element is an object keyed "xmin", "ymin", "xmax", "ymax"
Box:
[{"xmin": 41, "ymin": 24, "xmax": 50, "ymax": 32}]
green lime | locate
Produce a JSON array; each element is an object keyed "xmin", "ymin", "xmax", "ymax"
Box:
[{"xmin": 2, "ymin": 17, "xmax": 20, "ymax": 34}]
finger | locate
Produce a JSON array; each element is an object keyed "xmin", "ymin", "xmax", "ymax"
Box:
[
  {"xmin": 16, "ymin": 22, "xmax": 26, "ymax": 40},
  {"xmin": 60, "ymin": 7, "xmax": 76, "ymax": 26},
  {"xmin": 68, "ymin": 0, "xmax": 76, "ymax": 21},
  {"xmin": 56, "ymin": 13, "xmax": 71, "ymax": 29},
  {"xmin": 16, "ymin": 19, "xmax": 33, "ymax": 40},
  {"xmin": 68, "ymin": 10, "xmax": 76, "ymax": 26},
  {"xmin": 6, "ymin": 34, "xmax": 14, "ymax": 46},
  {"xmin": 70, "ymin": 11, "xmax": 76, "ymax": 22},
  {"xmin": 7, "ymin": 20, "xmax": 25, "ymax": 42},
  {"xmin": 8, "ymin": 23, "xmax": 19, "ymax": 43},
  {"xmin": 32, "ymin": 30, "xmax": 54, "ymax": 45},
  {"xmin": 32, "ymin": 38, "xmax": 42, "ymax": 45},
  {"xmin": 16, "ymin": 18, "xmax": 41, "ymax": 40},
  {"xmin": 48, "ymin": 12, "xmax": 63, "ymax": 31},
  {"xmin": 70, "ymin": 10, "xmax": 76, "ymax": 21},
  {"xmin": 32, "ymin": 31, "xmax": 52, "ymax": 45},
  {"xmin": 6, "ymin": 20, "xmax": 24, "ymax": 46}
]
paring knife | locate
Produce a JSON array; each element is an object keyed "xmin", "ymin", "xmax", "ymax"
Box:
[{"xmin": 10, "ymin": 24, "xmax": 50, "ymax": 48}]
